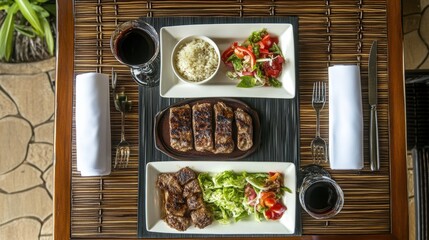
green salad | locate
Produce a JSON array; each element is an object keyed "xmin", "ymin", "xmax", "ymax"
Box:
[{"xmin": 198, "ymin": 170, "xmax": 291, "ymax": 224}]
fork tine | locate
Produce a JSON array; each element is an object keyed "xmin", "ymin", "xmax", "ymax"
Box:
[
  {"xmin": 321, "ymin": 83, "xmax": 326, "ymax": 103},
  {"xmin": 121, "ymin": 148, "xmax": 125, "ymax": 168},
  {"xmin": 125, "ymin": 148, "xmax": 130, "ymax": 167}
]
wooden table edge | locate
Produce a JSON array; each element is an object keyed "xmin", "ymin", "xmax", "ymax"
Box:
[{"xmin": 53, "ymin": 0, "xmax": 409, "ymax": 239}]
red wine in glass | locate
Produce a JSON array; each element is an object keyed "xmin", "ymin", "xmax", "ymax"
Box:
[
  {"xmin": 111, "ymin": 20, "xmax": 160, "ymax": 87},
  {"xmin": 299, "ymin": 164, "xmax": 344, "ymax": 219}
]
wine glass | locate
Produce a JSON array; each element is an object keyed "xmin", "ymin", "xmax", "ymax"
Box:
[
  {"xmin": 110, "ymin": 19, "xmax": 160, "ymax": 87},
  {"xmin": 299, "ymin": 164, "xmax": 344, "ymax": 219}
]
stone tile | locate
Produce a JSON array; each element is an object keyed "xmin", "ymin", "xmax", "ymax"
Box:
[
  {"xmin": 40, "ymin": 236, "xmax": 53, "ymax": 240},
  {"xmin": 43, "ymin": 165, "xmax": 53, "ymax": 197},
  {"xmin": 0, "ymin": 218, "xmax": 41, "ymax": 240},
  {"xmin": 422, "ymin": 0, "xmax": 429, "ymax": 9},
  {"xmin": 0, "ymin": 187, "xmax": 52, "ymax": 224},
  {"xmin": 420, "ymin": 7, "xmax": 429, "ymax": 46},
  {"xmin": 408, "ymin": 170, "xmax": 415, "ymax": 197},
  {"xmin": 403, "ymin": 0, "xmax": 421, "ymax": 15},
  {"xmin": 403, "ymin": 14, "xmax": 421, "ymax": 34},
  {"xmin": 26, "ymin": 143, "xmax": 53, "ymax": 172},
  {"xmin": 407, "ymin": 152, "xmax": 414, "ymax": 169},
  {"xmin": 409, "ymin": 197, "xmax": 416, "ymax": 240},
  {"xmin": 404, "ymin": 30, "xmax": 428, "ymax": 70},
  {"xmin": 0, "ymin": 90, "xmax": 18, "ymax": 118},
  {"xmin": 0, "ymin": 164, "xmax": 42, "ymax": 193},
  {"xmin": 419, "ymin": 56, "xmax": 429, "ymax": 69},
  {"xmin": 0, "ymin": 73, "xmax": 54, "ymax": 126},
  {"xmin": 41, "ymin": 215, "xmax": 52, "ymax": 235},
  {"xmin": 0, "ymin": 57, "xmax": 55, "ymax": 75},
  {"xmin": 34, "ymin": 122, "xmax": 54, "ymax": 144},
  {"xmin": 0, "ymin": 117, "xmax": 32, "ymax": 174},
  {"xmin": 47, "ymin": 70, "xmax": 56, "ymax": 93}
]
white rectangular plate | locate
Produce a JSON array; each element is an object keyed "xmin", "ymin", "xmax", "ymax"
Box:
[
  {"xmin": 160, "ymin": 24, "xmax": 296, "ymax": 99},
  {"xmin": 145, "ymin": 161, "xmax": 296, "ymax": 234}
]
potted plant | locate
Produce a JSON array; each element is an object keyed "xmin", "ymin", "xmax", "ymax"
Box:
[{"xmin": 0, "ymin": 0, "xmax": 55, "ymax": 63}]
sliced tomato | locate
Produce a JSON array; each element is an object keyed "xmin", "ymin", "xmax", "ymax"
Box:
[
  {"xmin": 264, "ymin": 197, "xmax": 277, "ymax": 208},
  {"xmin": 221, "ymin": 42, "xmax": 239, "ymax": 62},
  {"xmin": 264, "ymin": 202, "xmax": 286, "ymax": 220},
  {"xmin": 259, "ymin": 191, "xmax": 276, "ymax": 207},
  {"xmin": 263, "ymin": 56, "xmax": 284, "ymax": 78},
  {"xmin": 221, "ymin": 47, "xmax": 234, "ymax": 62},
  {"xmin": 260, "ymin": 34, "xmax": 273, "ymax": 49}
]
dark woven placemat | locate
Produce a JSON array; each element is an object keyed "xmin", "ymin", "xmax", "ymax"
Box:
[
  {"xmin": 71, "ymin": 1, "xmax": 391, "ymax": 238},
  {"xmin": 137, "ymin": 16, "xmax": 300, "ymax": 238}
]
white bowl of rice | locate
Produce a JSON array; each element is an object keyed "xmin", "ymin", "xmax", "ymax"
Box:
[{"xmin": 172, "ymin": 35, "xmax": 220, "ymax": 84}]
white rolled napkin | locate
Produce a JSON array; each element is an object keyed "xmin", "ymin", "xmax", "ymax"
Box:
[
  {"xmin": 76, "ymin": 73, "xmax": 111, "ymax": 176},
  {"xmin": 328, "ymin": 65, "xmax": 364, "ymax": 170}
]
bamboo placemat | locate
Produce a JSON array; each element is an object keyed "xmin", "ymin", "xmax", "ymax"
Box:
[{"xmin": 72, "ymin": 0, "xmax": 390, "ymax": 238}]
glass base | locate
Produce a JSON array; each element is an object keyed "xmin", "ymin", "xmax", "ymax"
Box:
[
  {"xmin": 130, "ymin": 57, "xmax": 160, "ymax": 87},
  {"xmin": 301, "ymin": 164, "xmax": 331, "ymax": 178}
]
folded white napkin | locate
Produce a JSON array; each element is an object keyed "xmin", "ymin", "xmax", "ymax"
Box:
[
  {"xmin": 328, "ymin": 65, "xmax": 363, "ymax": 170},
  {"xmin": 76, "ymin": 73, "xmax": 111, "ymax": 176}
]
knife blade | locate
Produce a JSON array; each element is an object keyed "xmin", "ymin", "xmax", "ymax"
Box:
[{"xmin": 368, "ymin": 40, "xmax": 379, "ymax": 171}]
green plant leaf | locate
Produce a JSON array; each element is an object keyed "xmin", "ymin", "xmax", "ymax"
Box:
[
  {"xmin": 0, "ymin": 3, "xmax": 18, "ymax": 61},
  {"xmin": 42, "ymin": 3, "xmax": 55, "ymax": 16},
  {"xmin": 0, "ymin": 0, "xmax": 14, "ymax": 11},
  {"xmin": 15, "ymin": 0, "xmax": 44, "ymax": 36},
  {"xmin": 30, "ymin": 0, "xmax": 49, "ymax": 3},
  {"xmin": 15, "ymin": 23, "xmax": 36, "ymax": 37},
  {"xmin": 32, "ymin": 4, "xmax": 49, "ymax": 18},
  {"xmin": 40, "ymin": 16, "xmax": 53, "ymax": 55}
]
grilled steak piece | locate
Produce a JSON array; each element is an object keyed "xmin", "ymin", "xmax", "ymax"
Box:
[
  {"xmin": 234, "ymin": 108, "xmax": 253, "ymax": 151},
  {"xmin": 192, "ymin": 103, "xmax": 214, "ymax": 152},
  {"xmin": 164, "ymin": 191, "xmax": 187, "ymax": 217},
  {"xmin": 190, "ymin": 207, "xmax": 213, "ymax": 229},
  {"xmin": 164, "ymin": 214, "xmax": 190, "ymax": 231},
  {"xmin": 169, "ymin": 104, "xmax": 193, "ymax": 152},
  {"xmin": 183, "ymin": 179, "xmax": 202, "ymax": 198},
  {"xmin": 156, "ymin": 173, "xmax": 182, "ymax": 194},
  {"xmin": 175, "ymin": 167, "xmax": 197, "ymax": 185},
  {"xmin": 186, "ymin": 193, "xmax": 204, "ymax": 210},
  {"xmin": 213, "ymin": 102, "xmax": 234, "ymax": 153}
]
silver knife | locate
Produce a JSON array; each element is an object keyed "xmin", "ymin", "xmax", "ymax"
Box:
[{"xmin": 368, "ymin": 40, "xmax": 379, "ymax": 171}]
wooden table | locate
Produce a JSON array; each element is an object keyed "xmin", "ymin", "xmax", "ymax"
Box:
[{"xmin": 54, "ymin": 0, "xmax": 408, "ymax": 239}]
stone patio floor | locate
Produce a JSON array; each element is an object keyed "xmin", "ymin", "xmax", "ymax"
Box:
[{"xmin": 0, "ymin": 58, "xmax": 55, "ymax": 240}]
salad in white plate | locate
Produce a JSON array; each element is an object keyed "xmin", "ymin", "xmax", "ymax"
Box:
[
  {"xmin": 221, "ymin": 28, "xmax": 285, "ymax": 88},
  {"xmin": 198, "ymin": 170, "xmax": 292, "ymax": 224}
]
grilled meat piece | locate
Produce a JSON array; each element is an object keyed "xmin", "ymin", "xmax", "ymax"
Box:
[
  {"xmin": 190, "ymin": 207, "xmax": 212, "ymax": 229},
  {"xmin": 164, "ymin": 191, "xmax": 187, "ymax": 217},
  {"xmin": 169, "ymin": 104, "xmax": 193, "ymax": 152},
  {"xmin": 175, "ymin": 167, "xmax": 197, "ymax": 186},
  {"xmin": 183, "ymin": 179, "xmax": 202, "ymax": 198},
  {"xmin": 156, "ymin": 173, "xmax": 182, "ymax": 194},
  {"xmin": 192, "ymin": 103, "xmax": 214, "ymax": 152},
  {"xmin": 164, "ymin": 214, "xmax": 190, "ymax": 231},
  {"xmin": 213, "ymin": 102, "xmax": 234, "ymax": 153},
  {"xmin": 234, "ymin": 108, "xmax": 253, "ymax": 151},
  {"xmin": 186, "ymin": 193, "xmax": 204, "ymax": 210}
]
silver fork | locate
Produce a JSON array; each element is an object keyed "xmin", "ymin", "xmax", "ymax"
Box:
[
  {"xmin": 112, "ymin": 68, "xmax": 131, "ymax": 168},
  {"xmin": 115, "ymin": 100, "xmax": 131, "ymax": 168},
  {"xmin": 311, "ymin": 82, "xmax": 328, "ymax": 163}
]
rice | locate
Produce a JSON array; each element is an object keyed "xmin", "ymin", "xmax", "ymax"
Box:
[{"xmin": 175, "ymin": 38, "xmax": 219, "ymax": 82}]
